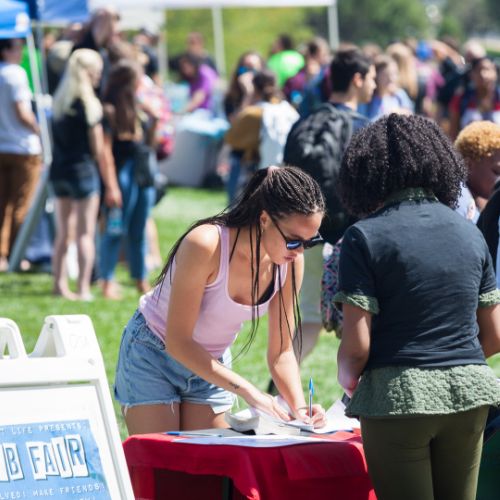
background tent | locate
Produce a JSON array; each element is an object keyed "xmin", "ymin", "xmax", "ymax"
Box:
[
  {"xmin": 19, "ymin": 0, "xmax": 89, "ymax": 95},
  {"xmin": 0, "ymin": 0, "xmax": 30, "ymax": 38},
  {"xmin": 88, "ymin": 0, "xmax": 339, "ymax": 76},
  {"xmin": 22, "ymin": 0, "xmax": 88, "ymax": 24}
]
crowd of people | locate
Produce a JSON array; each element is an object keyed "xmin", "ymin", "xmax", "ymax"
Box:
[
  {"xmin": 115, "ymin": 32, "xmax": 499, "ymax": 500},
  {"xmin": 1, "ymin": 9, "xmax": 500, "ymax": 499},
  {"xmin": 1, "ymin": 7, "xmax": 172, "ymax": 298},
  {"xmin": 222, "ymin": 34, "xmax": 499, "ymax": 201}
]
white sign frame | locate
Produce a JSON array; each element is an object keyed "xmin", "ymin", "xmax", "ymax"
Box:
[{"xmin": 0, "ymin": 315, "xmax": 134, "ymax": 499}]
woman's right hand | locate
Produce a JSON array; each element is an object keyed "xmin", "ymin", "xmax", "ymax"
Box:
[
  {"xmin": 105, "ymin": 185, "xmax": 122, "ymax": 208},
  {"xmin": 245, "ymin": 390, "xmax": 291, "ymax": 421}
]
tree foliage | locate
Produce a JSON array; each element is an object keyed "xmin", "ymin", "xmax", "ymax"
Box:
[
  {"xmin": 484, "ymin": 0, "xmax": 500, "ymax": 25},
  {"xmin": 163, "ymin": 2, "xmax": 500, "ymax": 79},
  {"xmin": 440, "ymin": 0, "xmax": 497, "ymax": 38},
  {"xmin": 336, "ymin": 0, "xmax": 429, "ymax": 46},
  {"xmin": 165, "ymin": 7, "xmax": 322, "ymax": 77}
]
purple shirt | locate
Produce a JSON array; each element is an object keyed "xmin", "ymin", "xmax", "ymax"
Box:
[
  {"xmin": 283, "ymin": 69, "xmax": 307, "ymax": 102},
  {"xmin": 190, "ymin": 63, "xmax": 218, "ymax": 111}
]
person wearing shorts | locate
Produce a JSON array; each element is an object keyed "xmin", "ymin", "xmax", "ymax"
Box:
[
  {"xmin": 115, "ymin": 310, "xmax": 235, "ymax": 416},
  {"xmin": 114, "ymin": 166, "xmax": 328, "ymax": 434},
  {"xmin": 50, "ymin": 49, "xmax": 121, "ymax": 301}
]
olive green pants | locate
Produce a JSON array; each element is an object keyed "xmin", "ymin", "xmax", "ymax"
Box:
[{"xmin": 360, "ymin": 406, "xmax": 489, "ymax": 500}]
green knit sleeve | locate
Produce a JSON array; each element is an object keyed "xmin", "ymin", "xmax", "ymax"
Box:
[
  {"xmin": 333, "ymin": 291, "xmax": 379, "ymax": 314},
  {"xmin": 478, "ymin": 289, "xmax": 500, "ymax": 308}
]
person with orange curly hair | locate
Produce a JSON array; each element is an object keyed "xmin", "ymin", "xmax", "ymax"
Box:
[
  {"xmin": 465, "ymin": 122, "xmax": 500, "ymax": 280},
  {"xmin": 455, "ymin": 120, "xmax": 500, "ymax": 222}
]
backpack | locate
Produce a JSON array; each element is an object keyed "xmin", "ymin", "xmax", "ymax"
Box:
[
  {"xmin": 283, "ymin": 103, "xmax": 364, "ymax": 244},
  {"xmin": 258, "ymin": 100, "xmax": 299, "ymax": 170},
  {"xmin": 320, "ymin": 240, "xmax": 343, "ymax": 335}
]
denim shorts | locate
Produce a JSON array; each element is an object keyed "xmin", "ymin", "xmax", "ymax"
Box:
[
  {"xmin": 51, "ymin": 174, "xmax": 100, "ymax": 200},
  {"xmin": 114, "ymin": 310, "xmax": 235, "ymax": 414}
]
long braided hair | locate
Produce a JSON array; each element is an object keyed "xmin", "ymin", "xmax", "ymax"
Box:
[{"xmin": 155, "ymin": 166, "xmax": 325, "ymax": 357}]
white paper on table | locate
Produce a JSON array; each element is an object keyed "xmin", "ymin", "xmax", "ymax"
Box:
[
  {"xmin": 274, "ymin": 395, "xmax": 360, "ymax": 434},
  {"xmin": 171, "ymin": 434, "xmax": 326, "ymax": 447},
  {"xmin": 250, "ymin": 404, "xmax": 315, "ymax": 432},
  {"xmin": 225, "ymin": 397, "xmax": 360, "ymax": 435},
  {"xmin": 224, "ymin": 407, "xmax": 307, "ymax": 435},
  {"xmin": 313, "ymin": 399, "xmax": 361, "ymax": 434}
]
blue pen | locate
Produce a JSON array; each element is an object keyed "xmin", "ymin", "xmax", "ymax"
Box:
[
  {"xmin": 166, "ymin": 431, "xmax": 224, "ymax": 437},
  {"xmin": 308, "ymin": 377, "xmax": 314, "ymax": 418}
]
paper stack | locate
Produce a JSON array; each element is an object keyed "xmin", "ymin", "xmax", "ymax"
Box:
[{"xmin": 225, "ymin": 398, "xmax": 360, "ymax": 435}]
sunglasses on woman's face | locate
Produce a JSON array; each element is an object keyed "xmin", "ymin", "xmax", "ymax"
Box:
[{"xmin": 271, "ymin": 218, "xmax": 323, "ymax": 250}]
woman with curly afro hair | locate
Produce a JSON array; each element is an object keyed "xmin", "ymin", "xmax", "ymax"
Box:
[{"xmin": 334, "ymin": 113, "xmax": 500, "ymax": 500}]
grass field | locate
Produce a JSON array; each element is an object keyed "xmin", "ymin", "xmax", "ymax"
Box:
[
  {"xmin": 3, "ymin": 187, "xmax": 500, "ymax": 438},
  {"xmin": 0, "ymin": 187, "xmax": 342, "ymax": 438}
]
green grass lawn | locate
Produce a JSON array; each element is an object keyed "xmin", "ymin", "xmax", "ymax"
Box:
[
  {"xmin": 2, "ymin": 186, "xmax": 499, "ymax": 439},
  {"xmin": 0, "ymin": 187, "xmax": 341, "ymax": 439}
]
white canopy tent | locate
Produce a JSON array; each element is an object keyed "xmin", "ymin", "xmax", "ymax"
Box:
[{"xmin": 88, "ymin": 0, "xmax": 339, "ymax": 76}]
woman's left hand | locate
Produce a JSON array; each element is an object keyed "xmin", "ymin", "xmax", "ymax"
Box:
[{"xmin": 293, "ymin": 404, "xmax": 327, "ymax": 429}]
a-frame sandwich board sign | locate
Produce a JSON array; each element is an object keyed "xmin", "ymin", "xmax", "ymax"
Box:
[{"xmin": 0, "ymin": 315, "xmax": 134, "ymax": 499}]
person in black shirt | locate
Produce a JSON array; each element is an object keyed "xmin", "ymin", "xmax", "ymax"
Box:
[
  {"xmin": 50, "ymin": 49, "xmax": 121, "ymax": 301},
  {"xmin": 72, "ymin": 8, "xmax": 120, "ymax": 96},
  {"xmin": 99, "ymin": 59, "xmax": 158, "ymax": 299},
  {"xmin": 72, "ymin": 7, "xmax": 119, "ymax": 54},
  {"xmin": 335, "ymin": 113, "xmax": 500, "ymax": 500}
]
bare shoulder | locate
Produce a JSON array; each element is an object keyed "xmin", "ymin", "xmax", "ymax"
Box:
[
  {"xmin": 184, "ymin": 224, "xmax": 220, "ymax": 249},
  {"xmin": 178, "ymin": 224, "xmax": 221, "ymax": 262}
]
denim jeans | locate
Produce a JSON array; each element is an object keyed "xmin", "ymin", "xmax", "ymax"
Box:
[
  {"xmin": 100, "ymin": 157, "xmax": 155, "ymax": 280},
  {"xmin": 226, "ymin": 153, "xmax": 257, "ymax": 204}
]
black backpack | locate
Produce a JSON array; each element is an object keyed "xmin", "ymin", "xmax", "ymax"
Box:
[{"xmin": 283, "ymin": 102, "xmax": 365, "ymax": 244}]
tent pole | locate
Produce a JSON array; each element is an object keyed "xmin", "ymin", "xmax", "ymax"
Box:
[
  {"xmin": 327, "ymin": 0, "xmax": 340, "ymax": 51},
  {"xmin": 34, "ymin": 21, "xmax": 49, "ymax": 94},
  {"xmin": 26, "ymin": 32, "xmax": 52, "ymax": 167},
  {"xmin": 160, "ymin": 10, "xmax": 168, "ymax": 83},
  {"xmin": 157, "ymin": 26, "xmax": 167, "ymax": 84},
  {"xmin": 211, "ymin": 6, "xmax": 226, "ymax": 77}
]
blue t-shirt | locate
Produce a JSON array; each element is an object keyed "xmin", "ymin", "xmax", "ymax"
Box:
[
  {"xmin": 358, "ymin": 88, "xmax": 414, "ymax": 121},
  {"xmin": 338, "ymin": 192, "xmax": 496, "ymax": 369},
  {"xmin": 331, "ymin": 102, "xmax": 369, "ymax": 133}
]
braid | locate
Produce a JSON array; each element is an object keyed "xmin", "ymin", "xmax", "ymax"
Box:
[{"xmin": 259, "ymin": 166, "xmax": 325, "ymax": 217}]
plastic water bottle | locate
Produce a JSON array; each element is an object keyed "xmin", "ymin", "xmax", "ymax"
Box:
[{"xmin": 106, "ymin": 207, "xmax": 123, "ymax": 236}]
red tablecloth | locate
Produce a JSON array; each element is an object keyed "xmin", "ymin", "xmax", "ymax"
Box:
[{"xmin": 123, "ymin": 431, "xmax": 376, "ymax": 500}]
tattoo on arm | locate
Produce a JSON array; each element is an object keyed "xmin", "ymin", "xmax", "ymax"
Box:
[{"xmin": 229, "ymin": 382, "xmax": 240, "ymax": 390}]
